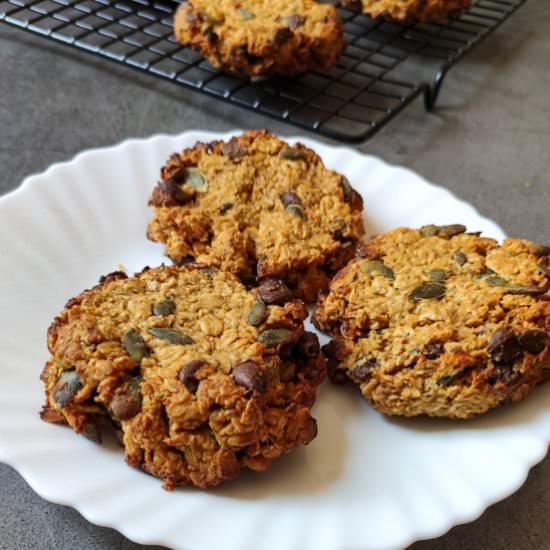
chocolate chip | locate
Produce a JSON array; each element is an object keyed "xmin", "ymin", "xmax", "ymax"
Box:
[
  {"xmin": 488, "ymin": 327, "xmax": 522, "ymax": 364},
  {"xmin": 344, "ymin": 0, "xmax": 362, "ymax": 10},
  {"xmin": 178, "ymin": 359, "xmax": 205, "ymax": 393},
  {"xmin": 257, "ymin": 278, "xmax": 291, "ymax": 305},
  {"xmin": 233, "ymin": 360, "xmax": 266, "ymax": 393},
  {"xmin": 327, "ymin": 361, "xmax": 349, "ymax": 385},
  {"xmin": 206, "ymin": 30, "xmax": 219, "ymax": 46},
  {"xmin": 110, "ymin": 378, "xmax": 141, "ymax": 421},
  {"xmin": 298, "ymin": 332, "xmax": 320, "ymax": 357},
  {"xmin": 352, "ymin": 358, "xmax": 376, "ymax": 381},
  {"xmin": 533, "ymin": 244, "xmax": 550, "ymax": 257},
  {"xmin": 280, "ymin": 191, "xmax": 303, "ymax": 207},
  {"xmin": 53, "ymin": 370, "xmax": 81, "ymax": 408},
  {"xmin": 519, "ymin": 331, "xmax": 549, "ymax": 355},
  {"xmin": 219, "ymin": 202, "xmax": 234, "ymax": 214},
  {"xmin": 159, "ymin": 178, "xmax": 189, "ymax": 204},
  {"xmin": 424, "ymin": 343, "xmax": 444, "ymax": 359},
  {"xmin": 273, "ymin": 27, "xmax": 292, "ymax": 46}
]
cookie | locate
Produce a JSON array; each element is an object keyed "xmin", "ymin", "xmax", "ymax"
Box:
[
  {"xmin": 314, "ymin": 225, "xmax": 550, "ymax": 419},
  {"xmin": 173, "ymin": 0, "xmax": 344, "ymax": 77},
  {"xmin": 147, "ymin": 130, "xmax": 365, "ymax": 303},
  {"xmin": 40, "ymin": 265, "xmax": 326, "ymax": 489},
  {"xmin": 341, "ymin": 0, "xmax": 471, "ymax": 23}
]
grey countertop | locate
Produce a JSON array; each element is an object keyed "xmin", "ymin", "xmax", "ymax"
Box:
[{"xmin": 1, "ymin": 1, "xmax": 550, "ymax": 549}]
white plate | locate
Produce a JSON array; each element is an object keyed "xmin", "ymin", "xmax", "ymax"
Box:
[{"xmin": 0, "ymin": 130, "xmax": 548, "ymax": 550}]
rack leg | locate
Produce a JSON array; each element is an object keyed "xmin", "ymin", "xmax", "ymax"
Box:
[{"xmin": 423, "ymin": 68, "xmax": 448, "ymax": 111}]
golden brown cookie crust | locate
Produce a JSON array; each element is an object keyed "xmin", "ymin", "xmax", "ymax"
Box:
[
  {"xmin": 341, "ymin": 0, "xmax": 471, "ymax": 22},
  {"xmin": 40, "ymin": 265, "xmax": 326, "ymax": 489},
  {"xmin": 173, "ymin": 0, "xmax": 344, "ymax": 77},
  {"xmin": 314, "ymin": 226, "xmax": 550, "ymax": 419},
  {"xmin": 147, "ymin": 130, "xmax": 365, "ymax": 303}
]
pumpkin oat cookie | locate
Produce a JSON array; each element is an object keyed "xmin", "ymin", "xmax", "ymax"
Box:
[
  {"xmin": 173, "ymin": 0, "xmax": 344, "ymax": 77},
  {"xmin": 147, "ymin": 130, "xmax": 365, "ymax": 303},
  {"xmin": 314, "ymin": 226, "xmax": 550, "ymax": 419},
  {"xmin": 40, "ymin": 265, "xmax": 325, "ymax": 489},
  {"xmin": 341, "ymin": 0, "xmax": 471, "ymax": 23}
]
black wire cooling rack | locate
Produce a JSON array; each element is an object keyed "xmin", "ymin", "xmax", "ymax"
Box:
[{"xmin": 0, "ymin": 0, "xmax": 526, "ymax": 142}]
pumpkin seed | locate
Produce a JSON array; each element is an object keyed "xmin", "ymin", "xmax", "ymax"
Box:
[
  {"xmin": 152, "ymin": 299, "xmax": 176, "ymax": 316},
  {"xmin": 236, "ymin": 7, "xmax": 255, "ymax": 19},
  {"xmin": 148, "ymin": 328, "xmax": 194, "ymax": 345},
  {"xmin": 247, "ymin": 299, "xmax": 267, "ymax": 326},
  {"xmin": 420, "ymin": 224, "xmax": 466, "ymax": 238},
  {"xmin": 123, "ymin": 329, "xmax": 148, "ymax": 364},
  {"xmin": 419, "ymin": 225, "xmax": 438, "ymax": 237},
  {"xmin": 427, "ymin": 269, "xmax": 451, "ymax": 282},
  {"xmin": 286, "ymin": 205, "xmax": 304, "ymax": 219},
  {"xmin": 361, "ymin": 260, "xmax": 394, "ymax": 280},
  {"xmin": 258, "ymin": 328, "xmax": 293, "ymax": 347},
  {"xmin": 82, "ymin": 422, "xmax": 101, "ymax": 443},
  {"xmin": 53, "ymin": 370, "xmax": 81, "ymax": 408},
  {"xmin": 409, "ymin": 282, "xmax": 446, "ymax": 301},
  {"xmin": 184, "ymin": 167, "xmax": 208, "ymax": 192},
  {"xmin": 486, "ymin": 275, "xmax": 509, "ymax": 287},
  {"xmin": 454, "ymin": 251, "xmax": 467, "ymax": 266},
  {"xmin": 279, "ymin": 148, "xmax": 306, "ymax": 161},
  {"xmin": 341, "ymin": 176, "xmax": 352, "ymax": 203},
  {"xmin": 505, "ymin": 285, "xmax": 548, "ymax": 296}
]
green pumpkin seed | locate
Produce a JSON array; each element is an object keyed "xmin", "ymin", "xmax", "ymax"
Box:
[
  {"xmin": 409, "ymin": 282, "xmax": 446, "ymax": 301},
  {"xmin": 279, "ymin": 148, "xmax": 306, "ymax": 161},
  {"xmin": 437, "ymin": 368, "xmax": 468, "ymax": 386},
  {"xmin": 427, "ymin": 269, "xmax": 452, "ymax": 282},
  {"xmin": 474, "ymin": 267, "xmax": 496, "ymax": 280},
  {"xmin": 148, "ymin": 328, "xmax": 194, "ymax": 345},
  {"xmin": 258, "ymin": 328, "xmax": 293, "ymax": 347},
  {"xmin": 53, "ymin": 370, "xmax": 82, "ymax": 408},
  {"xmin": 504, "ymin": 285, "xmax": 548, "ymax": 296},
  {"xmin": 81, "ymin": 422, "xmax": 101, "ymax": 443},
  {"xmin": 341, "ymin": 176, "xmax": 352, "ymax": 203},
  {"xmin": 247, "ymin": 299, "xmax": 267, "ymax": 326},
  {"xmin": 361, "ymin": 260, "xmax": 394, "ymax": 280},
  {"xmin": 123, "ymin": 329, "xmax": 148, "ymax": 364},
  {"xmin": 454, "ymin": 251, "xmax": 467, "ymax": 266},
  {"xmin": 486, "ymin": 275, "xmax": 509, "ymax": 287},
  {"xmin": 152, "ymin": 299, "xmax": 176, "ymax": 316},
  {"xmin": 420, "ymin": 224, "xmax": 466, "ymax": 238},
  {"xmin": 237, "ymin": 7, "xmax": 255, "ymax": 19},
  {"xmin": 286, "ymin": 205, "xmax": 304, "ymax": 219},
  {"xmin": 419, "ymin": 225, "xmax": 438, "ymax": 237},
  {"xmin": 538, "ymin": 264, "xmax": 550, "ymax": 277},
  {"xmin": 183, "ymin": 167, "xmax": 208, "ymax": 192}
]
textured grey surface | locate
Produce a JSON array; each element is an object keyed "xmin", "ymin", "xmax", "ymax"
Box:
[{"xmin": 1, "ymin": 1, "xmax": 550, "ymax": 549}]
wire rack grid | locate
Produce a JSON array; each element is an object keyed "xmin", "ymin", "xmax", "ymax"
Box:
[{"xmin": 0, "ymin": 0, "xmax": 527, "ymax": 142}]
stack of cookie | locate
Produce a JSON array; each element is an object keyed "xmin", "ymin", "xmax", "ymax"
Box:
[
  {"xmin": 40, "ymin": 130, "xmax": 550, "ymax": 490},
  {"xmin": 172, "ymin": 0, "xmax": 473, "ymax": 77}
]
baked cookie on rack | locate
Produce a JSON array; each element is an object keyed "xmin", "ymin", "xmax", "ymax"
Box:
[
  {"xmin": 173, "ymin": 0, "xmax": 344, "ymax": 77},
  {"xmin": 40, "ymin": 265, "xmax": 325, "ymax": 489},
  {"xmin": 314, "ymin": 225, "xmax": 550, "ymax": 419},
  {"xmin": 147, "ymin": 130, "xmax": 365, "ymax": 303},
  {"xmin": 341, "ymin": 0, "xmax": 471, "ymax": 23}
]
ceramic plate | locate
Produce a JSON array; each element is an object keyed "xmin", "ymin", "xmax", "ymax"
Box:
[{"xmin": 0, "ymin": 131, "xmax": 548, "ymax": 550}]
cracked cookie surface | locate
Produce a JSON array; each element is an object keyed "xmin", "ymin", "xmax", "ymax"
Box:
[
  {"xmin": 314, "ymin": 226, "xmax": 550, "ymax": 419},
  {"xmin": 147, "ymin": 130, "xmax": 365, "ymax": 303},
  {"xmin": 341, "ymin": 0, "xmax": 471, "ymax": 22},
  {"xmin": 41, "ymin": 265, "xmax": 325, "ymax": 489},
  {"xmin": 173, "ymin": 0, "xmax": 344, "ymax": 76}
]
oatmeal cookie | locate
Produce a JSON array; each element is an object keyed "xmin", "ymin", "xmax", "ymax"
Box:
[
  {"xmin": 40, "ymin": 265, "xmax": 325, "ymax": 489},
  {"xmin": 173, "ymin": 0, "xmax": 344, "ymax": 77},
  {"xmin": 341, "ymin": 0, "xmax": 471, "ymax": 23},
  {"xmin": 146, "ymin": 130, "xmax": 365, "ymax": 303},
  {"xmin": 314, "ymin": 225, "xmax": 550, "ymax": 419}
]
